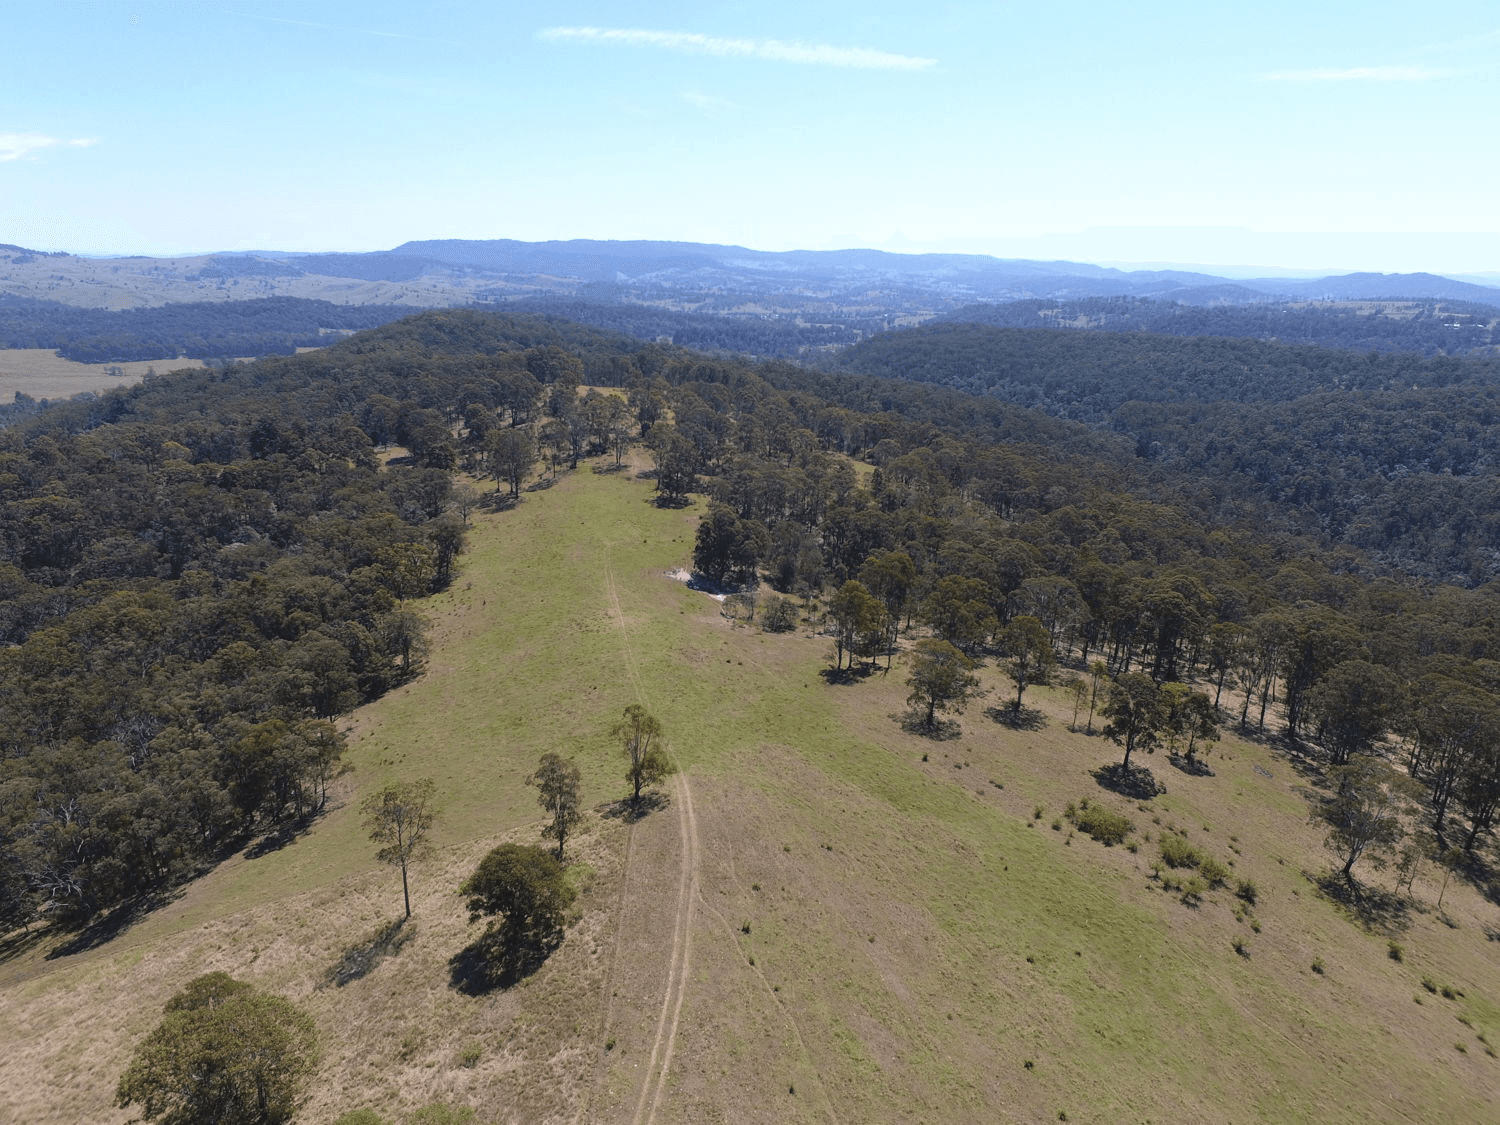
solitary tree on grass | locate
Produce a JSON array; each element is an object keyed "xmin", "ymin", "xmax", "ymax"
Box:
[
  {"xmin": 361, "ymin": 777, "xmax": 437, "ymax": 918},
  {"xmin": 613, "ymin": 704, "xmax": 673, "ymax": 810},
  {"xmin": 115, "ymin": 972, "xmax": 320, "ymax": 1125},
  {"xmin": 459, "ymin": 843, "xmax": 576, "ymax": 985},
  {"xmin": 1320, "ymin": 753, "xmax": 1420, "ymax": 883},
  {"xmin": 998, "ymin": 614, "xmax": 1054, "ymax": 712},
  {"xmin": 529, "ymin": 752, "xmax": 583, "ymax": 861},
  {"xmin": 906, "ymin": 638, "xmax": 980, "ymax": 731},
  {"xmin": 1101, "ymin": 673, "xmax": 1168, "ymax": 769}
]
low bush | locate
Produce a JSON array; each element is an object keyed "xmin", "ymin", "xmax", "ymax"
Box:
[
  {"xmin": 1158, "ymin": 834, "xmax": 1204, "ymax": 869},
  {"xmin": 1198, "ymin": 857, "xmax": 1231, "ymax": 888},
  {"xmin": 1071, "ymin": 804, "xmax": 1134, "ymax": 846}
]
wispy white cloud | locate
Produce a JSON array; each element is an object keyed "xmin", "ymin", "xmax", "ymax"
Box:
[
  {"xmin": 1263, "ymin": 65, "xmax": 1451, "ymax": 82},
  {"xmin": 680, "ymin": 91, "xmax": 733, "ymax": 112},
  {"xmin": 0, "ymin": 134, "xmax": 98, "ymax": 162},
  {"xmin": 541, "ymin": 27, "xmax": 935, "ymax": 71}
]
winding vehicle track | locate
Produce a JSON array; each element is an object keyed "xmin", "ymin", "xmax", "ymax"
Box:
[{"xmin": 592, "ymin": 544, "xmax": 702, "ymax": 1125}]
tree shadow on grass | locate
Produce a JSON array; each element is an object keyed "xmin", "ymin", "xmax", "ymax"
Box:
[
  {"xmin": 320, "ymin": 916, "xmax": 415, "ymax": 988},
  {"xmin": 1168, "ymin": 753, "xmax": 1217, "ymax": 777},
  {"xmin": 0, "ymin": 922, "xmax": 50, "ymax": 965},
  {"xmin": 598, "ymin": 791, "xmax": 670, "ymax": 824},
  {"xmin": 44, "ymin": 887, "xmax": 184, "ymax": 960},
  {"xmin": 1314, "ymin": 871, "xmax": 1412, "ymax": 935},
  {"xmin": 243, "ymin": 807, "xmax": 326, "ymax": 860},
  {"xmin": 651, "ymin": 494, "xmax": 693, "ymax": 510},
  {"xmin": 984, "ymin": 705, "xmax": 1047, "ymax": 731},
  {"xmin": 1092, "ymin": 762, "xmax": 1165, "ymax": 800},
  {"xmin": 820, "ymin": 665, "xmax": 877, "ymax": 686},
  {"xmin": 897, "ymin": 709, "xmax": 963, "ymax": 741},
  {"xmin": 449, "ymin": 926, "xmax": 563, "ymax": 995}
]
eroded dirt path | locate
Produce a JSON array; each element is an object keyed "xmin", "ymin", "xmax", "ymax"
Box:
[
  {"xmin": 588, "ymin": 543, "xmax": 702, "ymax": 1125},
  {"xmin": 636, "ymin": 767, "xmax": 699, "ymax": 1125}
]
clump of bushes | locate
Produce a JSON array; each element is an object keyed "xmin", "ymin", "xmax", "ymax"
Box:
[
  {"xmin": 1198, "ymin": 857, "xmax": 1231, "ymax": 888},
  {"xmin": 761, "ymin": 596, "xmax": 797, "ymax": 632},
  {"xmin": 1158, "ymin": 833, "xmax": 1205, "ymax": 870},
  {"xmin": 1065, "ymin": 798, "xmax": 1134, "ymax": 846}
]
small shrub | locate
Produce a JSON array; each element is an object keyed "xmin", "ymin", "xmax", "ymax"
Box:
[
  {"xmin": 1232, "ymin": 937, "xmax": 1250, "ymax": 958},
  {"xmin": 1234, "ymin": 879, "xmax": 1258, "ymax": 905},
  {"xmin": 1199, "ymin": 857, "xmax": 1231, "ymax": 888},
  {"xmin": 1311, "ymin": 958, "xmax": 1325, "ymax": 974},
  {"xmin": 1051, "ymin": 818, "xmax": 1063, "ymax": 831},
  {"xmin": 456, "ymin": 1042, "xmax": 482, "ymax": 1069},
  {"xmin": 1441, "ymin": 985, "xmax": 1460, "ymax": 1001},
  {"xmin": 1023, "ymin": 1058, "xmax": 1034, "ymax": 1069},
  {"xmin": 1387, "ymin": 941, "xmax": 1404, "ymax": 962},
  {"xmin": 1158, "ymin": 834, "xmax": 1203, "ymax": 870},
  {"xmin": 1250, "ymin": 918, "xmax": 1261, "ymax": 933},
  {"xmin": 1180, "ymin": 877, "xmax": 1206, "ymax": 906},
  {"xmin": 741, "ymin": 921, "xmax": 751, "ymax": 934},
  {"xmin": 1071, "ymin": 804, "xmax": 1134, "ymax": 846},
  {"xmin": 1033, "ymin": 805, "xmax": 1044, "ymax": 820},
  {"xmin": 605, "ymin": 1038, "xmax": 616, "ymax": 1050},
  {"xmin": 1421, "ymin": 977, "xmax": 1438, "ymax": 994}
]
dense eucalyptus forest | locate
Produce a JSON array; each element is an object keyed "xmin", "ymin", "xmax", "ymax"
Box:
[{"xmin": 4, "ymin": 306, "xmax": 1500, "ymax": 936}]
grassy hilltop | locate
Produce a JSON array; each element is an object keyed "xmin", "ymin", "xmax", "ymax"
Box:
[{"xmin": 2, "ymin": 455, "xmax": 1498, "ymax": 1124}]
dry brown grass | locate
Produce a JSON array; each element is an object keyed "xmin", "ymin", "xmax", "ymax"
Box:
[{"xmin": 0, "ymin": 348, "xmax": 201, "ymax": 400}]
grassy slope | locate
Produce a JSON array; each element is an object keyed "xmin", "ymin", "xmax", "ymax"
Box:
[{"xmin": 2, "ymin": 459, "xmax": 1498, "ymax": 1124}]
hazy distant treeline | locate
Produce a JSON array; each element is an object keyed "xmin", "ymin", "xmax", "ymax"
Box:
[
  {"xmin": 0, "ymin": 295, "xmax": 419, "ymax": 362},
  {"xmin": 939, "ymin": 296, "xmax": 1500, "ymax": 357}
]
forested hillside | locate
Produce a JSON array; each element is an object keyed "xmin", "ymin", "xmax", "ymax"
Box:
[
  {"xmin": 0, "ymin": 311, "xmax": 638, "ymax": 927},
  {"xmin": 834, "ymin": 322, "xmax": 1500, "ymax": 582},
  {"xmin": 0, "ymin": 295, "xmax": 420, "ymax": 361},
  {"xmin": 940, "ymin": 295, "xmax": 1500, "ymax": 356},
  {"xmin": 5, "ymin": 305, "xmax": 1500, "ymax": 953}
]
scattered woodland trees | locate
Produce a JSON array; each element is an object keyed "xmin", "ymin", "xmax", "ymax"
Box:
[
  {"xmin": 529, "ymin": 753, "xmax": 583, "ymax": 861},
  {"xmin": 10, "ymin": 300, "xmax": 1500, "ymax": 936},
  {"xmin": 1320, "ymin": 755, "xmax": 1423, "ymax": 881},
  {"xmin": 114, "ymin": 972, "xmax": 320, "ymax": 1125},
  {"xmin": 998, "ymin": 615, "xmax": 1055, "ymax": 712},
  {"xmin": 1101, "ymin": 674, "xmax": 1168, "ymax": 770},
  {"xmin": 613, "ymin": 704, "xmax": 673, "ymax": 809},
  {"xmin": 459, "ymin": 843, "xmax": 576, "ymax": 985},
  {"xmin": 906, "ymin": 639, "xmax": 980, "ymax": 730},
  {"xmin": 361, "ymin": 778, "xmax": 437, "ymax": 918}
]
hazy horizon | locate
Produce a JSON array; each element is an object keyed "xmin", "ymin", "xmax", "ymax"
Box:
[{"xmin": 8, "ymin": 2, "xmax": 1497, "ymax": 276}]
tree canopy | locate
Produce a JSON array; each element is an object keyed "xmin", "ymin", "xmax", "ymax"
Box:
[{"xmin": 115, "ymin": 972, "xmax": 319, "ymax": 1125}]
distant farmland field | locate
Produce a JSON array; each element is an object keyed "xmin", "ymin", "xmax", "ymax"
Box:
[{"xmin": 0, "ymin": 348, "xmax": 185, "ymax": 400}]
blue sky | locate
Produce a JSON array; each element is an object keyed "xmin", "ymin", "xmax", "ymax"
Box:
[{"xmin": 6, "ymin": 1, "xmax": 1499, "ymax": 272}]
